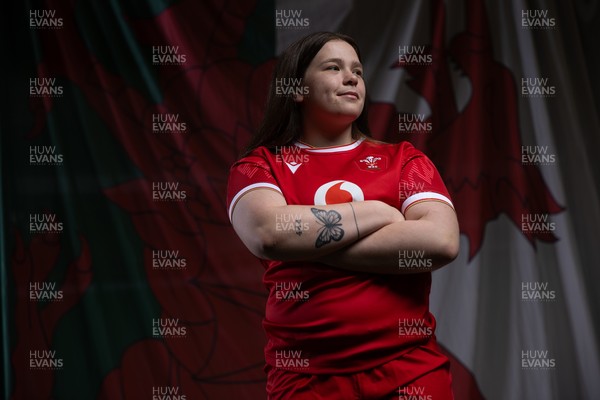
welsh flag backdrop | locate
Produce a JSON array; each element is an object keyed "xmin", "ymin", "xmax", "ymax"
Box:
[{"xmin": 2, "ymin": 0, "xmax": 600, "ymax": 399}]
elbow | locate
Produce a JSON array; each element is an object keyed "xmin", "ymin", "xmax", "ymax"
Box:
[
  {"xmin": 437, "ymin": 232, "xmax": 460, "ymax": 265},
  {"xmin": 255, "ymin": 241, "xmax": 280, "ymax": 261},
  {"xmin": 247, "ymin": 226, "xmax": 280, "ymax": 260},
  {"xmin": 232, "ymin": 210, "xmax": 286, "ymax": 260},
  {"xmin": 444, "ymin": 237, "xmax": 460, "ymax": 262}
]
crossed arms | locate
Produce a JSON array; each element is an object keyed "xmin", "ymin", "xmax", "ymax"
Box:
[{"xmin": 230, "ymin": 188, "xmax": 459, "ymax": 274}]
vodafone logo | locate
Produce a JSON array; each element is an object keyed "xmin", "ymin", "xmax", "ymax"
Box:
[{"xmin": 314, "ymin": 180, "xmax": 364, "ymax": 205}]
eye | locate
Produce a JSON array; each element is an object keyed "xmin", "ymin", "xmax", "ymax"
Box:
[
  {"xmin": 354, "ymin": 69, "xmax": 363, "ymax": 77},
  {"xmin": 326, "ymin": 65, "xmax": 340, "ymax": 71}
]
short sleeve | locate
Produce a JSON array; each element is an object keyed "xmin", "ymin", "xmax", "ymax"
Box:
[
  {"xmin": 227, "ymin": 155, "xmax": 283, "ymax": 221},
  {"xmin": 399, "ymin": 146, "xmax": 454, "ymax": 214}
]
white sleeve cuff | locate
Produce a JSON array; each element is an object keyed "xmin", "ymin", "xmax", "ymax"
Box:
[
  {"xmin": 228, "ymin": 183, "xmax": 283, "ymax": 221},
  {"xmin": 401, "ymin": 192, "xmax": 454, "ymax": 214}
]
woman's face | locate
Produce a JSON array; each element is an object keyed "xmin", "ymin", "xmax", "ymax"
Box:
[{"xmin": 299, "ymin": 40, "xmax": 365, "ymax": 128}]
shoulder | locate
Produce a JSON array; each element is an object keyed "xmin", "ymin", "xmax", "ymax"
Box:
[{"xmin": 231, "ymin": 146, "xmax": 276, "ymax": 170}]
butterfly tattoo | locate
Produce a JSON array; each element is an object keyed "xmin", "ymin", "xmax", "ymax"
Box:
[{"xmin": 311, "ymin": 208, "xmax": 344, "ymax": 248}]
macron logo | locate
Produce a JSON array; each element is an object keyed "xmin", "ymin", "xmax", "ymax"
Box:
[{"xmin": 285, "ymin": 161, "xmax": 302, "ymax": 174}]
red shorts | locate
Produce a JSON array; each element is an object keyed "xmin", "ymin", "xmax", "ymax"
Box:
[{"xmin": 266, "ymin": 355, "xmax": 453, "ymax": 400}]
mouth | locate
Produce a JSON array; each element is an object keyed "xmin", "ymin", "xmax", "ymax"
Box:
[{"xmin": 338, "ymin": 91, "xmax": 359, "ymax": 100}]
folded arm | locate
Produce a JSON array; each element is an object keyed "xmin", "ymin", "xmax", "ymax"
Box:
[
  {"xmin": 230, "ymin": 188, "xmax": 403, "ymax": 261},
  {"xmin": 318, "ymin": 201, "xmax": 459, "ymax": 274}
]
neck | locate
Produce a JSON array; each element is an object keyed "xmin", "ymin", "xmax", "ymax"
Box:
[{"xmin": 300, "ymin": 120, "xmax": 355, "ymax": 148}]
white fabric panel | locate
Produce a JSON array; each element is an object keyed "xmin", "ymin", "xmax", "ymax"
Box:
[{"xmin": 276, "ymin": 1, "xmax": 600, "ymax": 398}]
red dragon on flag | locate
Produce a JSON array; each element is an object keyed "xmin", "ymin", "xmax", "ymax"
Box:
[
  {"xmin": 15, "ymin": 0, "xmax": 562, "ymax": 398},
  {"xmin": 371, "ymin": 0, "xmax": 564, "ymax": 259}
]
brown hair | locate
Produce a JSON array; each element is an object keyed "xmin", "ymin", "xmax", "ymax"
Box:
[{"xmin": 243, "ymin": 32, "xmax": 370, "ymax": 157}]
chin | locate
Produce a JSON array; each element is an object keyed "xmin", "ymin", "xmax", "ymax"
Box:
[{"xmin": 339, "ymin": 109, "xmax": 362, "ymax": 119}]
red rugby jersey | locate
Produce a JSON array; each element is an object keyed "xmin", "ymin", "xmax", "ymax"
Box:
[{"xmin": 227, "ymin": 138, "xmax": 454, "ymax": 375}]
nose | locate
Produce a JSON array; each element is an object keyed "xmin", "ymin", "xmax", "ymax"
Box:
[{"xmin": 343, "ymin": 69, "xmax": 358, "ymax": 86}]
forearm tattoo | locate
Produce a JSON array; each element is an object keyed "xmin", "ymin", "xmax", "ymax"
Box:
[
  {"xmin": 349, "ymin": 203, "xmax": 360, "ymax": 239},
  {"xmin": 311, "ymin": 208, "xmax": 344, "ymax": 248},
  {"xmin": 294, "ymin": 219, "xmax": 303, "ymax": 236}
]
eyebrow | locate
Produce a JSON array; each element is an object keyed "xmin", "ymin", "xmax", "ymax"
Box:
[{"xmin": 320, "ymin": 58, "xmax": 363, "ymax": 68}]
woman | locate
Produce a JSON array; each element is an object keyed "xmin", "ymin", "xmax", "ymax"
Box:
[{"xmin": 227, "ymin": 32, "xmax": 459, "ymax": 400}]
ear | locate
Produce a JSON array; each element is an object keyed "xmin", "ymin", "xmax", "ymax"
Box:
[{"xmin": 293, "ymin": 94, "xmax": 304, "ymax": 103}]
